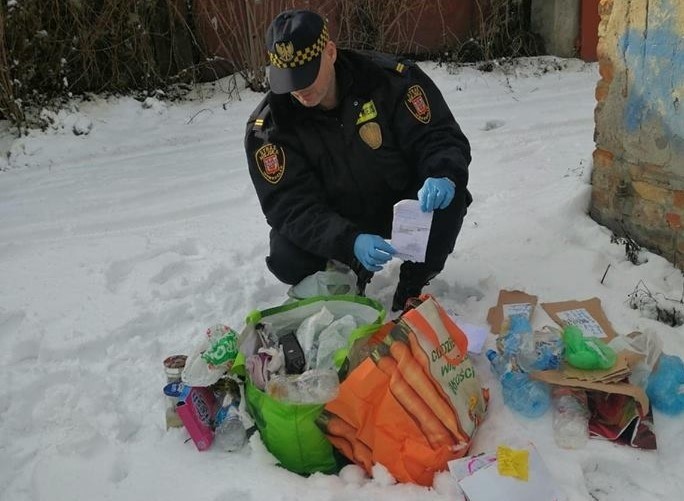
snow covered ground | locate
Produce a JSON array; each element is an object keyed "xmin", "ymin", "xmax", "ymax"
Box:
[{"xmin": 1, "ymin": 57, "xmax": 683, "ymax": 501}]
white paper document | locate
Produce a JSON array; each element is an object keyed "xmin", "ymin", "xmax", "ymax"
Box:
[
  {"xmin": 557, "ymin": 308, "xmax": 607, "ymax": 338},
  {"xmin": 391, "ymin": 199, "xmax": 433, "ymax": 262},
  {"xmin": 451, "ymin": 445, "xmax": 562, "ymax": 501}
]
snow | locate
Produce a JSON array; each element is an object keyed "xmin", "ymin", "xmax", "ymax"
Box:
[{"xmin": 1, "ymin": 56, "xmax": 683, "ymax": 501}]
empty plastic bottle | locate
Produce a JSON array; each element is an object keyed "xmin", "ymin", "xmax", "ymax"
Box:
[
  {"xmin": 517, "ymin": 326, "xmax": 564, "ymax": 372},
  {"xmin": 213, "ymin": 395, "xmax": 247, "ymax": 451},
  {"xmin": 552, "ymin": 387, "xmax": 590, "ymax": 449},
  {"xmin": 487, "ymin": 349, "xmax": 551, "ymax": 418},
  {"xmin": 646, "ymin": 354, "xmax": 684, "ymax": 415},
  {"xmin": 266, "ymin": 368, "xmax": 340, "ymax": 404},
  {"xmin": 498, "ymin": 314, "xmax": 533, "ymax": 359}
]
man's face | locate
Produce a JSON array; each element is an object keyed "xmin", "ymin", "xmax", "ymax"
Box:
[{"xmin": 290, "ymin": 42, "xmax": 336, "ymax": 108}]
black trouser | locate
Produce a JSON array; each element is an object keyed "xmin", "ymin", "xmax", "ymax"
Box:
[{"xmin": 266, "ymin": 191, "xmax": 470, "ymax": 287}]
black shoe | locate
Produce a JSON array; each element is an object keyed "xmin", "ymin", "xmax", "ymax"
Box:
[
  {"xmin": 391, "ymin": 284, "xmax": 424, "ymax": 312},
  {"xmin": 391, "ymin": 267, "xmax": 440, "ymax": 312},
  {"xmin": 351, "ymin": 259, "xmax": 374, "ymax": 296}
]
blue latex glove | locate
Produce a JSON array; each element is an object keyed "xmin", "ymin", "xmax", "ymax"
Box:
[
  {"xmin": 417, "ymin": 177, "xmax": 456, "ymax": 212},
  {"xmin": 353, "ymin": 234, "xmax": 396, "ymax": 272}
]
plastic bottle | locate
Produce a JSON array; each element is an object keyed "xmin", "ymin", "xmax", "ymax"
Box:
[
  {"xmin": 552, "ymin": 387, "xmax": 590, "ymax": 449},
  {"xmin": 646, "ymin": 354, "xmax": 684, "ymax": 415},
  {"xmin": 266, "ymin": 368, "xmax": 340, "ymax": 404},
  {"xmin": 163, "ymin": 381, "xmax": 184, "ymax": 429},
  {"xmin": 213, "ymin": 395, "xmax": 247, "ymax": 452},
  {"xmin": 487, "ymin": 349, "xmax": 551, "ymax": 418},
  {"xmin": 517, "ymin": 326, "xmax": 563, "ymax": 372},
  {"xmin": 498, "ymin": 314, "xmax": 532, "ymax": 359}
]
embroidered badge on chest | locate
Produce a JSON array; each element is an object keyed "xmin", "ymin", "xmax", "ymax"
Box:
[
  {"xmin": 255, "ymin": 143, "xmax": 286, "ymax": 184},
  {"xmin": 356, "ymin": 100, "xmax": 378, "ymax": 125},
  {"xmin": 359, "ymin": 122, "xmax": 382, "ymax": 149},
  {"xmin": 405, "ymin": 84, "xmax": 431, "ymax": 124}
]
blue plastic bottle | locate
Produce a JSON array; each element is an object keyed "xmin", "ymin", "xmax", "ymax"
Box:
[
  {"xmin": 646, "ymin": 354, "xmax": 684, "ymax": 415},
  {"xmin": 487, "ymin": 349, "xmax": 551, "ymax": 418},
  {"xmin": 500, "ymin": 314, "xmax": 532, "ymax": 358}
]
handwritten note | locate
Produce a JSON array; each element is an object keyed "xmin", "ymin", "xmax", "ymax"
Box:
[{"xmin": 557, "ymin": 308, "xmax": 607, "ymax": 338}]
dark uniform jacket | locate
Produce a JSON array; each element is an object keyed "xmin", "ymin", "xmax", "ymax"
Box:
[{"xmin": 244, "ymin": 49, "xmax": 471, "ymax": 266}]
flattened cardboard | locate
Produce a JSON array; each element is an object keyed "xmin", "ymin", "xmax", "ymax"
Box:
[
  {"xmin": 530, "ymin": 369, "xmax": 649, "ymax": 413},
  {"xmin": 560, "ymin": 350, "xmax": 632, "ymax": 383},
  {"xmin": 541, "ymin": 297, "xmax": 617, "ymax": 341},
  {"xmin": 487, "ymin": 290, "xmax": 538, "ymax": 334}
]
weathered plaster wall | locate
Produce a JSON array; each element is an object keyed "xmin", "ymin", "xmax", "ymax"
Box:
[{"xmin": 591, "ymin": 0, "xmax": 684, "ymax": 269}]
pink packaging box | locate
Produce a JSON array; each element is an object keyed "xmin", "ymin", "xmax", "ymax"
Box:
[{"xmin": 176, "ymin": 386, "xmax": 217, "ymax": 451}]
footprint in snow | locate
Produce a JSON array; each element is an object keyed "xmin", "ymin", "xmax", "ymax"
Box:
[{"xmin": 482, "ymin": 119, "xmax": 505, "ymax": 131}]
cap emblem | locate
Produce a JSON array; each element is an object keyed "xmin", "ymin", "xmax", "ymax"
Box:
[
  {"xmin": 275, "ymin": 41, "xmax": 295, "ymax": 63},
  {"xmin": 268, "ymin": 24, "xmax": 329, "ymax": 69}
]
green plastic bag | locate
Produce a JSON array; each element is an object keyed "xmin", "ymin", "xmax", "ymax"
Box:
[
  {"xmin": 562, "ymin": 325, "xmax": 617, "ymax": 370},
  {"xmin": 234, "ymin": 295, "xmax": 385, "ymax": 475}
]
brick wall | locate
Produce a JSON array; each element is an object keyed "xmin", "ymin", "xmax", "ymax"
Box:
[{"xmin": 590, "ymin": 0, "xmax": 684, "ymax": 269}]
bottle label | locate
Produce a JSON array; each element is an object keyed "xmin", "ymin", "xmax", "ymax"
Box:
[{"xmin": 215, "ymin": 402, "xmax": 240, "ymax": 427}]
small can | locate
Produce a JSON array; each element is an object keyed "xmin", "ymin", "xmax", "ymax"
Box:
[
  {"xmin": 163, "ymin": 381, "xmax": 184, "ymax": 429},
  {"xmin": 163, "ymin": 355, "xmax": 187, "ymax": 383}
]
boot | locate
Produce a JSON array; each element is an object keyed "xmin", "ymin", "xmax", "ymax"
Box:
[
  {"xmin": 391, "ymin": 283, "xmax": 425, "ymax": 312},
  {"xmin": 391, "ymin": 265, "xmax": 439, "ymax": 312},
  {"xmin": 350, "ymin": 259, "xmax": 374, "ymax": 296}
]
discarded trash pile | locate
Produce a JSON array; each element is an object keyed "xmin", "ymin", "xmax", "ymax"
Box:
[{"xmin": 161, "ymin": 286, "xmax": 683, "ymax": 497}]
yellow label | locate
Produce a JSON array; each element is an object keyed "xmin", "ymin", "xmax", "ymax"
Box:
[
  {"xmin": 496, "ymin": 445, "xmax": 529, "ymax": 481},
  {"xmin": 356, "ymin": 100, "xmax": 378, "ymax": 124}
]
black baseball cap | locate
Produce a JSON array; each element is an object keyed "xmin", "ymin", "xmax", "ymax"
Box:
[{"xmin": 265, "ymin": 10, "xmax": 329, "ymax": 94}]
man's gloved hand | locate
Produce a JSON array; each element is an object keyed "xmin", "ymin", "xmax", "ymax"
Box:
[
  {"xmin": 417, "ymin": 177, "xmax": 456, "ymax": 212},
  {"xmin": 353, "ymin": 234, "xmax": 396, "ymax": 272}
]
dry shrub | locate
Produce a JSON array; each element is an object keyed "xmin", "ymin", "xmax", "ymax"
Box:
[
  {"xmin": 336, "ymin": 0, "xmax": 432, "ymax": 54},
  {"xmin": 0, "ymin": 0, "xmax": 203, "ymax": 131},
  {"xmin": 0, "ymin": 0, "xmax": 545, "ymax": 131},
  {"xmin": 196, "ymin": 0, "xmax": 295, "ymax": 92}
]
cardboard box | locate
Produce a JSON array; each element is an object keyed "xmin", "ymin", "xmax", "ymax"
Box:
[{"xmin": 176, "ymin": 386, "xmax": 217, "ymax": 451}]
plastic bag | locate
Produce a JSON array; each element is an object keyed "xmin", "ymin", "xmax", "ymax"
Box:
[
  {"xmin": 646, "ymin": 354, "xmax": 684, "ymax": 415},
  {"xmin": 608, "ymin": 330, "xmax": 663, "ymax": 388},
  {"xmin": 325, "ymin": 295, "xmax": 488, "ymax": 486},
  {"xmin": 288, "ymin": 269, "xmax": 358, "ymax": 300},
  {"xmin": 312, "ymin": 315, "xmax": 357, "ymax": 370},
  {"xmin": 181, "ymin": 324, "xmax": 239, "ymax": 387},
  {"xmin": 234, "ymin": 295, "xmax": 385, "ymax": 475},
  {"xmin": 562, "ymin": 325, "xmax": 617, "ymax": 370},
  {"xmin": 295, "ymin": 306, "xmax": 335, "ymax": 364}
]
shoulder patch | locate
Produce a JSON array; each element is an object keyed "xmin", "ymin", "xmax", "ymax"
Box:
[
  {"xmin": 404, "ymin": 84, "xmax": 431, "ymax": 124},
  {"xmin": 255, "ymin": 143, "xmax": 286, "ymax": 184}
]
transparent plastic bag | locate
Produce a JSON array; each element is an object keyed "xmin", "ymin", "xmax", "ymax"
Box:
[
  {"xmin": 287, "ymin": 268, "xmax": 358, "ymax": 300},
  {"xmin": 266, "ymin": 369, "xmax": 340, "ymax": 404},
  {"xmin": 312, "ymin": 314, "xmax": 357, "ymax": 370}
]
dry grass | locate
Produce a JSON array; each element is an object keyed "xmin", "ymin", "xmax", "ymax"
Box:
[{"xmin": 0, "ymin": 0, "xmax": 543, "ymax": 131}]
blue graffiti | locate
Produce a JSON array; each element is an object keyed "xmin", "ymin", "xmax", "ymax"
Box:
[{"xmin": 619, "ymin": 2, "xmax": 683, "ymax": 142}]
